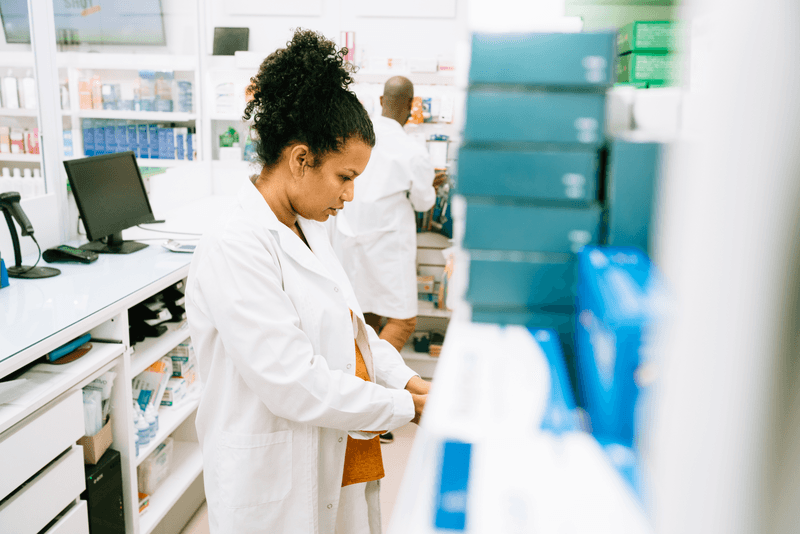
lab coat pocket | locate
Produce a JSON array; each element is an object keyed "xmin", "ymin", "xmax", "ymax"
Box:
[{"xmin": 217, "ymin": 430, "xmax": 292, "ymax": 508}]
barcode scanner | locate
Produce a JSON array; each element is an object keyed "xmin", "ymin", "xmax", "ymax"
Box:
[{"xmin": 0, "ymin": 192, "xmax": 60, "ymax": 279}]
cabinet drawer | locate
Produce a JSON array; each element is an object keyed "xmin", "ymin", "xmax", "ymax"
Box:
[
  {"xmin": 0, "ymin": 445, "xmax": 86, "ymax": 534},
  {"xmin": 467, "ymin": 256, "xmax": 576, "ymax": 308},
  {"xmin": 45, "ymin": 500, "xmax": 89, "ymax": 534},
  {"xmin": 0, "ymin": 390, "xmax": 84, "ymax": 501}
]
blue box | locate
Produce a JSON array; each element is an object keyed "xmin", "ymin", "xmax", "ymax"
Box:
[
  {"xmin": 138, "ymin": 124, "xmax": 149, "ymax": 158},
  {"xmin": 149, "ymin": 124, "xmax": 159, "ymax": 159},
  {"xmin": 605, "ymin": 139, "xmax": 663, "ymax": 254},
  {"xmin": 1, "ymin": 258, "xmax": 8, "ymax": 288},
  {"xmin": 115, "ymin": 125, "xmax": 128, "ymax": 153},
  {"xmin": 127, "ymin": 125, "xmax": 138, "ymax": 156},
  {"xmin": 530, "ymin": 328, "xmax": 580, "ymax": 435},
  {"xmin": 575, "ymin": 245, "xmax": 659, "ymax": 446},
  {"xmin": 104, "ymin": 126, "xmax": 116, "ymax": 154},
  {"xmin": 93, "ymin": 127, "xmax": 106, "ymax": 155},
  {"xmin": 470, "ymin": 32, "xmax": 616, "ymax": 87},
  {"xmin": 186, "ymin": 131, "xmax": 193, "ymax": 161},
  {"xmin": 462, "ymin": 200, "xmax": 601, "ymax": 253},
  {"xmin": 466, "ymin": 252, "xmax": 576, "ymax": 308},
  {"xmin": 160, "ymin": 127, "xmax": 174, "ymax": 159},
  {"xmin": 457, "ymin": 147, "xmax": 599, "ymax": 202},
  {"xmin": 464, "ymin": 90, "xmax": 606, "ymax": 145},
  {"xmin": 434, "ymin": 440, "xmax": 472, "ymax": 531},
  {"xmin": 63, "ymin": 130, "xmax": 74, "ymax": 157},
  {"xmin": 82, "ymin": 128, "xmax": 94, "ymax": 157},
  {"xmin": 176, "ymin": 131, "xmax": 185, "ymax": 160}
]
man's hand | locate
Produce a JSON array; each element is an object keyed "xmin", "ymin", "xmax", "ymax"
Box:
[
  {"xmin": 433, "ymin": 171, "xmax": 447, "ymax": 189},
  {"xmin": 410, "ymin": 393, "xmax": 427, "ymax": 425}
]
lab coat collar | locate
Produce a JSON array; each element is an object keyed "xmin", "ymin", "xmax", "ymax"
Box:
[
  {"xmin": 373, "ymin": 114, "xmax": 406, "ymax": 135},
  {"xmin": 237, "ymin": 180, "xmax": 334, "ymax": 284}
]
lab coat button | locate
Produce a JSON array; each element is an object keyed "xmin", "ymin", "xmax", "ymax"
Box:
[
  {"xmin": 347, "ymin": 364, "xmax": 352, "ymax": 369},
  {"xmin": 334, "ymin": 287, "xmax": 339, "ymax": 292},
  {"xmin": 338, "ymin": 437, "xmax": 343, "ymax": 443},
  {"xmin": 327, "ymin": 504, "xmax": 333, "ymax": 509}
]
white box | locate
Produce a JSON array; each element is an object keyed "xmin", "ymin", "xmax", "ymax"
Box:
[{"xmin": 138, "ymin": 437, "xmax": 173, "ymax": 495}]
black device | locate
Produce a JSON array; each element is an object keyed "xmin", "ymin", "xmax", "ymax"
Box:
[
  {"xmin": 82, "ymin": 448, "xmax": 126, "ymax": 534},
  {"xmin": 64, "ymin": 151, "xmax": 157, "ymax": 254},
  {"xmin": 213, "ymin": 27, "xmax": 249, "ymax": 55},
  {"xmin": 43, "ymin": 245, "xmax": 99, "ymax": 264},
  {"xmin": 0, "ymin": 191, "xmax": 61, "ymax": 279}
]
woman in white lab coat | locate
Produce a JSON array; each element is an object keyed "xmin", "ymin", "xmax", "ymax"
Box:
[{"xmin": 185, "ymin": 30, "xmax": 429, "ymax": 534}]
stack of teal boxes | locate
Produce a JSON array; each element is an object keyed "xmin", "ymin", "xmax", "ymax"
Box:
[{"xmin": 457, "ymin": 32, "xmax": 617, "ymax": 396}]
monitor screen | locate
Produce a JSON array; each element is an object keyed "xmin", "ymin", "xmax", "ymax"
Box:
[
  {"xmin": 64, "ymin": 151, "xmax": 155, "ymax": 247},
  {"xmin": 0, "ymin": 0, "xmax": 166, "ymax": 46}
]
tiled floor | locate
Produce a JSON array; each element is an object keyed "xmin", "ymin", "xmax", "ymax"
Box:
[{"xmin": 179, "ymin": 423, "xmax": 419, "ymax": 534}]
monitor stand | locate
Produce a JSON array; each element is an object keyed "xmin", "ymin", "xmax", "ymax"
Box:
[{"xmin": 80, "ymin": 232, "xmax": 148, "ymax": 254}]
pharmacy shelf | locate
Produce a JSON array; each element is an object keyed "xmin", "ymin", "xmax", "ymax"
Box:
[
  {"xmin": 418, "ymin": 299, "xmax": 451, "ymax": 319},
  {"xmin": 57, "ymin": 52, "xmax": 197, "ymax": 72},
  {"xmin": 354, "ymin": 71, "xmax": 456, "ymax": 86},
  {"xmin": 209, "ymin": 113, "xmax": 246, "ymax": 121},
  {"xmin": 73, "ymin": 110, "xmax": 197, "ymax": 122},
  {"xmin": 0, "ymin": 108, "xmax": 38, "ymax": 117},
  {"xmin": 139, "ymin": 440, "xmax": 203, "ymax": 534},
  {"xmin": 0, "ymin": 153, "xmax": 40, "ymax": 162},
  {"xmin": 0, "ymin": 342, "xmax": 124, "ymax": 435},
  {"xmin": 0, "ymin": 52, "xmax": 34, "ymax": 67},
  {"xmin": 130, "ymin": 321, "xmax": 190, "ymax": 377},
  {"xmin": 400, "ymin": 345, "xmax": 439, "ymax": 380},
  {"xmin": 136, "ymin": 390, "xmax": 201, "ymax": 466},
  {"xmin": 63, "ymin": 155, "xmax": 197, "ymax": 168}
]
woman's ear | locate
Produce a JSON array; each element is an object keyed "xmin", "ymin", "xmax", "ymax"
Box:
[{"xmin": 288, "ymin": 144, "xmax": 311, "ymax": 179}]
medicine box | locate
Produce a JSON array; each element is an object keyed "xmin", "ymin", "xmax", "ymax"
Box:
[
  {"xmin": 530, "ymin": 328, "xmax": 580, "ymax": 435},
  {"xmin": 575, "ymin": 246, "xmax": 660, "ymax": 446},
  {"xmin": 456, "ymin": 147, "xmax": 599, "ymax": 202},
  {"xmin": 617, "ymin": 52, "xmax": 675, "ymax": 85},
  {"xmin": 138, "ymin": 436, "xmax": 173, "ymax": 495},
  {"xmin": 469, "ymin": 32, "xmax": 616, "ymax": 87},
  {"xmin": 160, "ymin": 377, "xmax": 186, "ymax": 407},
  {"xmin": 604, "ymin": 138, "xmax": 663, "ymax": 254},
  {"xmin": 617, "ymin": 21, "xmax": 676, "ymax": 55},
  {"xmin": 462, "ymin": 200, "xmax": 601, "ymax": 253},
  {"xmin": 466, "ymin": 253, "xmax": 576, "ymax": 308},
  {"xmin": 464, "ymin": 90, "xmax": 606, "ymax": 146}
]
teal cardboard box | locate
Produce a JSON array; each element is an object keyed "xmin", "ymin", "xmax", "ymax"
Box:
[
  {"xmin": 457, "ymin": 147, "xmax": 599, "ymax": 202},
  {"xmin": 462, "ymin": 200, "xmax": 601, "ymax": 253},
  {"xmin": 466, "ymin": 252, "xmax": 576, "ymax": 308},
  {"xmin": 469, "ymin": 32, "xmax": 616, "ymax": 87},
  {"xmin": 605, "ymin": 138, "xmax": 663, "ymax": 254},
  {"xmin": 617, "ymin": 21, "xmax": 676, "ymax": 54},
  {"xmin": 463, "ymin": 90, "xmax": 606, "ymax": 146}
]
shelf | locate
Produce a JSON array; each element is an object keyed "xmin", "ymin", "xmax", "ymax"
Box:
[
  {"xmin": 136, "ymin": 390, "xmax": 201, "ymax": 466},
  {"xmin": 418, "ymin": 299, "xmax": 451, "ymax": 319},
  {"xmin": 0, "ymin": 108, "xmax": 38, "ymax": 117},
  {"xmin": 0, "ymin": 52, "xmax": 35, "ymax": 67},
  {"xmin": 57, "ymin": 52, "xmax": 197, "ymax": 71},
  {"xmin": 139, "ymin": 440, "xmax": 203, "ymax": 534},
  {"xmin": 0, "ymin": 342, "xmax": 125, "ymax": 435},
  {"xmin": 130, "ymin": 321, "xmax": 190, "ymax": 377},
  {"xmin": 0, "ymin": 153, "xmax": 40, "ymax": 162},
  {"xmin": 209, "ymin": 113, "xmax": 247, "ymax": 121},
  {"xmin": 354, "ymin": 71, "xmax": 455, "ymax": 86},
  {"xmin": 72, "ymin": 110, "xmax": 197, "ymax": 122},
  {"xmin": 400, "ymin": 345, "xmax": 439, "ymax": 380}
]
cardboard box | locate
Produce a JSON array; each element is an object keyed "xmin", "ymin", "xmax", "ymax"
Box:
[
  {"xmin": 464, "ymin": 89, "xmax": 606, "ymax": 146},
  {"xmin": 457, "ymin": 147, "xmax": 599, "ymax": 202},
  {"xmin": 77, "ymin": 419, "xmax": 113, "ymax": 465},
  {"xmin": 462, "ymin": 200, "xmax": 601, "ymax": 253},
  {"xmin": 417, "ymin": 275, "xmax": 435, "ymax": 293},
  {"xmin": 617, "ymin": 52, "xmax": 676, "ymax": 85},
  {"xmin": 604, "ymin": 139, "xmax": 663, "ymax": 254},
  {"xmin": 470, "ymin": 32, "xmax": 616, "ymax": 87},
  {"xmin": 466, "ymin": 253, "xmax": 576, "ymax": 308},
  {"xmin": 617, "ymin": 21, "xmax": 676, "ymax": 54}
]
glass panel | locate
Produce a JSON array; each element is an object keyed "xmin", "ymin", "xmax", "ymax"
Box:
[{"xmin": 0, "ymin": 0, "xmax": 45, "ymax": 198}]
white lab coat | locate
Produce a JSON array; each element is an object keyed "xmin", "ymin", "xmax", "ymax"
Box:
[
  {"xmin": 185, "ymin": 179, "xmax": 418, "ymax": 534},
  {"xmin": 332, "ymin": 115, "xmax": 436, "ymax": 319}
]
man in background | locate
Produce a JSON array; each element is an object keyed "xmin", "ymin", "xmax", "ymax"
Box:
[{"xmin": 333, "ymin": 76, "xmax": 444, "ymax": 443}]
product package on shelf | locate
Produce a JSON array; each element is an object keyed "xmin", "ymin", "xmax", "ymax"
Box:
[
  {"xmin": 138, "ymin": 436, "xmax": 174, "ymax": 495},
  {"xmin": 79, "ymin": 370, "xmax": 117, "ymax": 464},
  {"xmin": 132, "ymin": 357, "xmax": 172, "ymax": 410}
]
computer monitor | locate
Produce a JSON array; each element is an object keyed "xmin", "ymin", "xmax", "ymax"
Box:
[{"xmin": 64, "ymin": 151, "xmax": 156, "ymax": 254}]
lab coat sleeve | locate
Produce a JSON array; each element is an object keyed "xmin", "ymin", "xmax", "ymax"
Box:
[
  {"xmin": 406, "ymin": 150, "xmax": 437, "ymax": 212},
  {"xmin": 192, "ymin": 234, "xmax": 414, "ymax": 433},
  {"xmin": 366, "ymin": 322, "xmax": 419, "ymax": 390}
]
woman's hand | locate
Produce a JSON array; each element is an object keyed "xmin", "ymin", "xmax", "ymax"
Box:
[
  {"xmin": 404, "ymin": 375, "xmax": 431, "ymax": 395},
  {"xmin": 410, "ymin": 393, "xmax": 427, "ymax": 425}
]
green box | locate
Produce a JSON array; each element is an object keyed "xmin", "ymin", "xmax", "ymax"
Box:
[
  {"xmin": 617, "ymin": 21, "xmax": 676, "ymax": 54},
  {"xmin": 617, "ymin": 52, "xmax": 675, "ymax": 84}
]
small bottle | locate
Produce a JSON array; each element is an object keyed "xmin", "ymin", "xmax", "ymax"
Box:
[
  {"xmin": 21, "ymin": 168, "xmax": 34, "ymax": 198},
  {"xmin": 10, "ymin": 168, "xmax": 22, "ymax": 195},
  {"xmin": 32, "ymin": 168, "xmax": 44, "ymax": 197},
  {"xmin": 0, "ymin": 167, "xmax": 11, "ymax": 193},
  {"xmin": 144, "ymin": 405, "xmax": 157, "ymax": 440},
  {"xmin": 135, "ymin": 408, "xmax": 150, "ymax": 448}
]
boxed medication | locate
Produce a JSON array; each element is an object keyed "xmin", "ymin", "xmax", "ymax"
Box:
[
  {"xmin": 605, "ymin": 138, "xmax": 663, "ymax": 254},
  {"xmin": 462, "ymin": 200, "xmax": 601, "ymax": 253},
  {"xmin": 160, "ymin": 377, "xmax": 186, "ymax": 407},
  {"xmin": 464, "ymin": 89, "xmax": 606, "ymax": 146},
  {"xmin": 457, "ymin": 146, "xmax": 599, "ymax": 202},
  {"xmin": 617, "ymin": 52, "xmax": 676, "ymax": 85},
  {"xmin": 138, "ymin": 436, "xmax": 173, "ymax": 495},
  {"xmin": 617, "ymin": 21, "xmax": 676, "ymax": 54},
  {"xmin": 466, "ymin": 250, "xmax": 576, "ymax": 308},
  {"xmin": 575, "ymin": 246, "xmax": 663, "ymax": 446},
  {"xmin": 469, "ymin": 32, "xmax": 616, "ymax": 87}
]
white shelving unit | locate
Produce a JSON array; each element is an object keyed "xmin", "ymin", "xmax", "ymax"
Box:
[
  {"xmin": 130, "ymin": 321, "xmax": 190, "ymax": 378},
  {"xmin": 0, "ymin": 153, "xmax": 40, "ymax": 162},
  {"xmin": 0, "ymin": 108, "xmax": 38, "ymax": 117},
  {"xmin": 136, "ymin": 392, "xmax": 200, "ymax": 465}
]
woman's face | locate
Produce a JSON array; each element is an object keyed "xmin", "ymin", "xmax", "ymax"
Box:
[{"xmin": 292, "ymin": 139, "xmax": 372, "ymax": 222}]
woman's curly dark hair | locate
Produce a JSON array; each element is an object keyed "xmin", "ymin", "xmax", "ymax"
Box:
[{"xmin": 243, "ymin": 29, "xmax": 375, "ymax": 169}]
